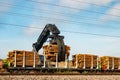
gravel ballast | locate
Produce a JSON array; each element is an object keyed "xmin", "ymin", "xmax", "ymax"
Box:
[{"xmin": 0, "ymin": 75, "xmax": 120, "ymax": 80}]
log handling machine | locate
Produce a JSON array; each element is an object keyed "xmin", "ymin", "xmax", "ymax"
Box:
[{"xmin": 7, "ymin": 24, "xmax": 71, "ymax": 73}]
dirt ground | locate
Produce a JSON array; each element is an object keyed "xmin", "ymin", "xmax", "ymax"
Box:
[{"xmin": 0, "ymin": 75, "xmax": 120, "ymax": 80}]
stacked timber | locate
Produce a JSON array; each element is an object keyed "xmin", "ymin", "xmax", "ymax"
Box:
[
  {"xmin": 43, "ymin": 60, "xmax": 74, "ymax": 68},
  {"xmin": 8, "ymin": 50, "xmax": 40, "ymax": 67},
  {"xmin": 114, "ymin": 57, "xmax": 119, "ymax": 69},
  {"xmin": 58, "ymin": 61, "xmax": 74, "ymax": 68},
  {"xmin": 68, "ymin": 60, "xmax": 74, "ymax": 68},
  {"xmin": 100, "ymin": 56, "xmax": 120, "ymax": 70},
  {"xmin": 100, "ymin": 56, "xmax": 109, "ymax": 70},
  {"xmin": 72, "ymin": 54, "xmax": 98, "ymax": 69},
  {"xmin": 43, "ymin": 44, "xmax": 70, "ymax": 61}
]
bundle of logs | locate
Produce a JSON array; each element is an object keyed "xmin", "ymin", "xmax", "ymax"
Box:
[
  {"xmin": 8, "ymin": 50, "xmax": 40, "ymax": 67},
  {"xmin": 100, "ymin": 56, "xmax": 120, "ymax": 70},
  {"xmin": 42, "ymin": 44, "xmax": 70, "ymax": 62},
  {"xmin": 72, "ymin": 54, "xmax": 98, "ymax": 69}
]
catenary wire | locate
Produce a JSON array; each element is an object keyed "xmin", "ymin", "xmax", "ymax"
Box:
[
  {"xmin": 0, "ymin": 5, "xmax": 119, "ymax": 23},
  {"xmin": 0, "ymin": 1, "xmax": 120, "ymax": 24},
  {"xmin": 0, "ymin": 22, "xmax": 120, "ymax": 38},
  {"xmin": 0, "ymin": 0, "xmax": 120, "ymax": 18},
  {"xmin": 27, "ymin": 0, "xmax": 120, "ymax": 18},
  {"xmin": 0, "ymin": 11, "xmax": 119, "ymax": 29}
]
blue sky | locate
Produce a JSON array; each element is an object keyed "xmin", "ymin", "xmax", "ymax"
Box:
[{"xmin": 0, "ymin": 0, "xmax": 120, "ymax": 59}]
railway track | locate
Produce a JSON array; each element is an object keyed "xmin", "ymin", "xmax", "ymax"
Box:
[
  {"xmin": 1, "ymin": 72, "xmax": 120, "ymax": 75},
  {"xmin": 1, "ymin": 68, "xmax": 120, "ymax": 75}
]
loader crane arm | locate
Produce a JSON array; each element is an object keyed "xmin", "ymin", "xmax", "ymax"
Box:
[{"xmin": 32, "ymin": 24, "xmax": 65, "ymax": 61}]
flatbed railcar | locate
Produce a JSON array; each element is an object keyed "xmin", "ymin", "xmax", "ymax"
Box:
[{"xmin": 7, "ymin": 67, "xmax": 120, "ymax": 74}]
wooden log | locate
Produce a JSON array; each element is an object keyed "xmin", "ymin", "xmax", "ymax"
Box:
[
  {"xmin": 72, "ymin": 54, "xmax": 98, "ymax": 69},
  {"xmin": 100, "ymin": 56, "xmax": 120, "ymax": 70},
  {"xmin": 42, "ymin": 44, "xmax": 70, "ymax": 61},
  {"xmin": 8, "ymin": 50, "xmax": 40, "ymax": 67}
]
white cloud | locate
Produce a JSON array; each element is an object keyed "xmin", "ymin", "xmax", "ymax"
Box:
[
  {"xmin": 101, "ymin": 3, "xmax": 120, "ymax": 22},
  {"xmin": 23, "ymin": 20, "xmax": 63, "ymax": 36},
  {"xmin": 33, "ymin": 0, "xmax": 53, "ymax": 15},
  {"xmin": 60, "ymin": 0, "xmax": 90, "ymax": 9},
  {"xmin": 59, "ymin": 0, "xmax": 90, "ymax": 13},
  {"xmin": 0, "ymin": 0, "xmax": 15, "ymax": 14},
  {"xmin": 24, "ymin": 0, "xmax": 69, "ymax": 35},
  {"xmin": 24, "ymin": 23, "xmax": 43, "ymax": 36},
  {"xmin": 25, "ymin": 0, "xmax": 113, "ymax": 35},
  {"xmin": 91, "ymin": 0, "xmax": 112, "ymax": 6},
  {"xmin": 59, "ymin": 0, "xmax": 112, "ymax": 13}
]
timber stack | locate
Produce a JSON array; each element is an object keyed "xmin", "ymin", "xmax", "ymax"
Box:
[
  {"xmin": 72, "ymin": 54, "xmax": 98, "ymax": 69},
  {"xmin": 8, "ymin": 50, "xmax": 40, "ymax": 67},
  {"xmin": 100, "ymin": 56, "xmax": 120, "ymax": 70},
  {"xmin": 42, "ymin": 44, "xmax": 70, "ymax": 61}
]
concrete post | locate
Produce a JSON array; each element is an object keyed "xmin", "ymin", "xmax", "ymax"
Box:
[
  {"xmin": 83, "ymin": 54, "xmax": 86, "ymax": 69},
  {"xmin": 112, "ymin": 57, "xmax": 114, "ymax": 70},
  {"xmin": 75, "ymin": 54, "xmax": 78, "ymax": 68},
  {"xmin": 107, "ymin": 58, "xmax": 109, "ymax": 70},
  {"xmin": 43, "ymin": 53, "xmax": 46, "ymax": 68},
  {"xmin": 14, "ymin": 51, "xmax": 16, "ymax": 67},
  {"xmin": 96, "ymin": 56, "xmax": 99, "ymax": 69},
  {"xmin": 68, "ymin": 55, "xmax": 69, "ymax": 68},
  {"xmin": 22, "ymin": 51, "xmax": 25, "ymax": 67},
  {"xmin": 65, "ymin": 54, "xmax": 68, "ymax": 68},
  {"xmin": 33, "ymin": 52, "xmax": 36, "ymax": 68},
  {"xmin": 55, "ymin": 53, "xmax": 58, "ymax": 68},
  {"xmin": 91, "ymin": 55, "xmax": 93, "ymax": 69}
]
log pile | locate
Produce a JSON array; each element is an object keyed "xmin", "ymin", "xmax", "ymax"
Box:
[
  {"xmin": 114, "ymin": 57, "xmax": 119, "ymax": 69},
  {"xmin": 43, "ymin": 44, "xmax": 70, "ymax": 61},
  {"xmin": 72, "ymin": 54, "xmax": 98, "ymax": 69},
  {"xmin": 68, "ymin": 60, "xmax": 74, "ymax": 68},
  {"xmin": 58, "ymin": 61, "xmax": 74, "ymax": 68},
  {"xmin": 100, "ymin": 56, "xmax": 120, "ymax": 70},
  {"xmin": 8, "ymin": 50, "xmax": 40, "ymax": 67},
  {"xmin": 42, "ymin": 61, "xmax": 74, "ymax": 68},
  {"xmin": 100, "ymin": 56, "xmax": 109, "ymax": 70},
  {"xmin": 58, "ymin": 61, "xmax": 66, "ymax": 68}
]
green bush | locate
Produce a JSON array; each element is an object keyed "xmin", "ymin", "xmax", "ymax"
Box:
[{"xmin": 3, "ymin": 59, "xmax": 10, "ymax": 68}]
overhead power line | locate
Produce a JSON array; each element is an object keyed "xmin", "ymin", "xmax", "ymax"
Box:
[
  {"xmin": 0, "ymin": 22, "xmax": 120, "ymax": 38},
  {"xmin": 0, "ymin": 4, "xmax": 120, "ymax": 24},
  {"xmin": 1, "ymin": 0, "xmax": 120, "ymax": 19},
  {"xmin": 27, "ymin": 0, "xmax": 120, "ymax": 18},
  {"xmin": 0, "ymin": 11, "xmax": 119, "ymax": 29},
  {"xmin": 0, "ymin": 4, "xmax": 101, "ymax": 23},
  {"xmin": 0, "ymin": 1, "xmax": 120, "ymax": 24},
  {"xmin": 0, "ymin": 22, "xmax": 43, "ymax": 29},
  {"xmin": 62, "ymin": 30, "xmax": 120, "ymax": 38}
]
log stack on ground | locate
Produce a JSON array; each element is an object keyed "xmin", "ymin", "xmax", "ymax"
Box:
[
  {"xmin": 43, "ymin": 44, "xmax": 70, "ymax": 61},
  {"xmin": 100, "ymin": 56, "xmax": 120, "ymax": 70},
  {"xmin": 72, "ymin": 54, "xmax": 98, "ymax": 69},
  {"xmin": 8, "ymin": 50, "xmax": 40, "ymax": 67}
]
